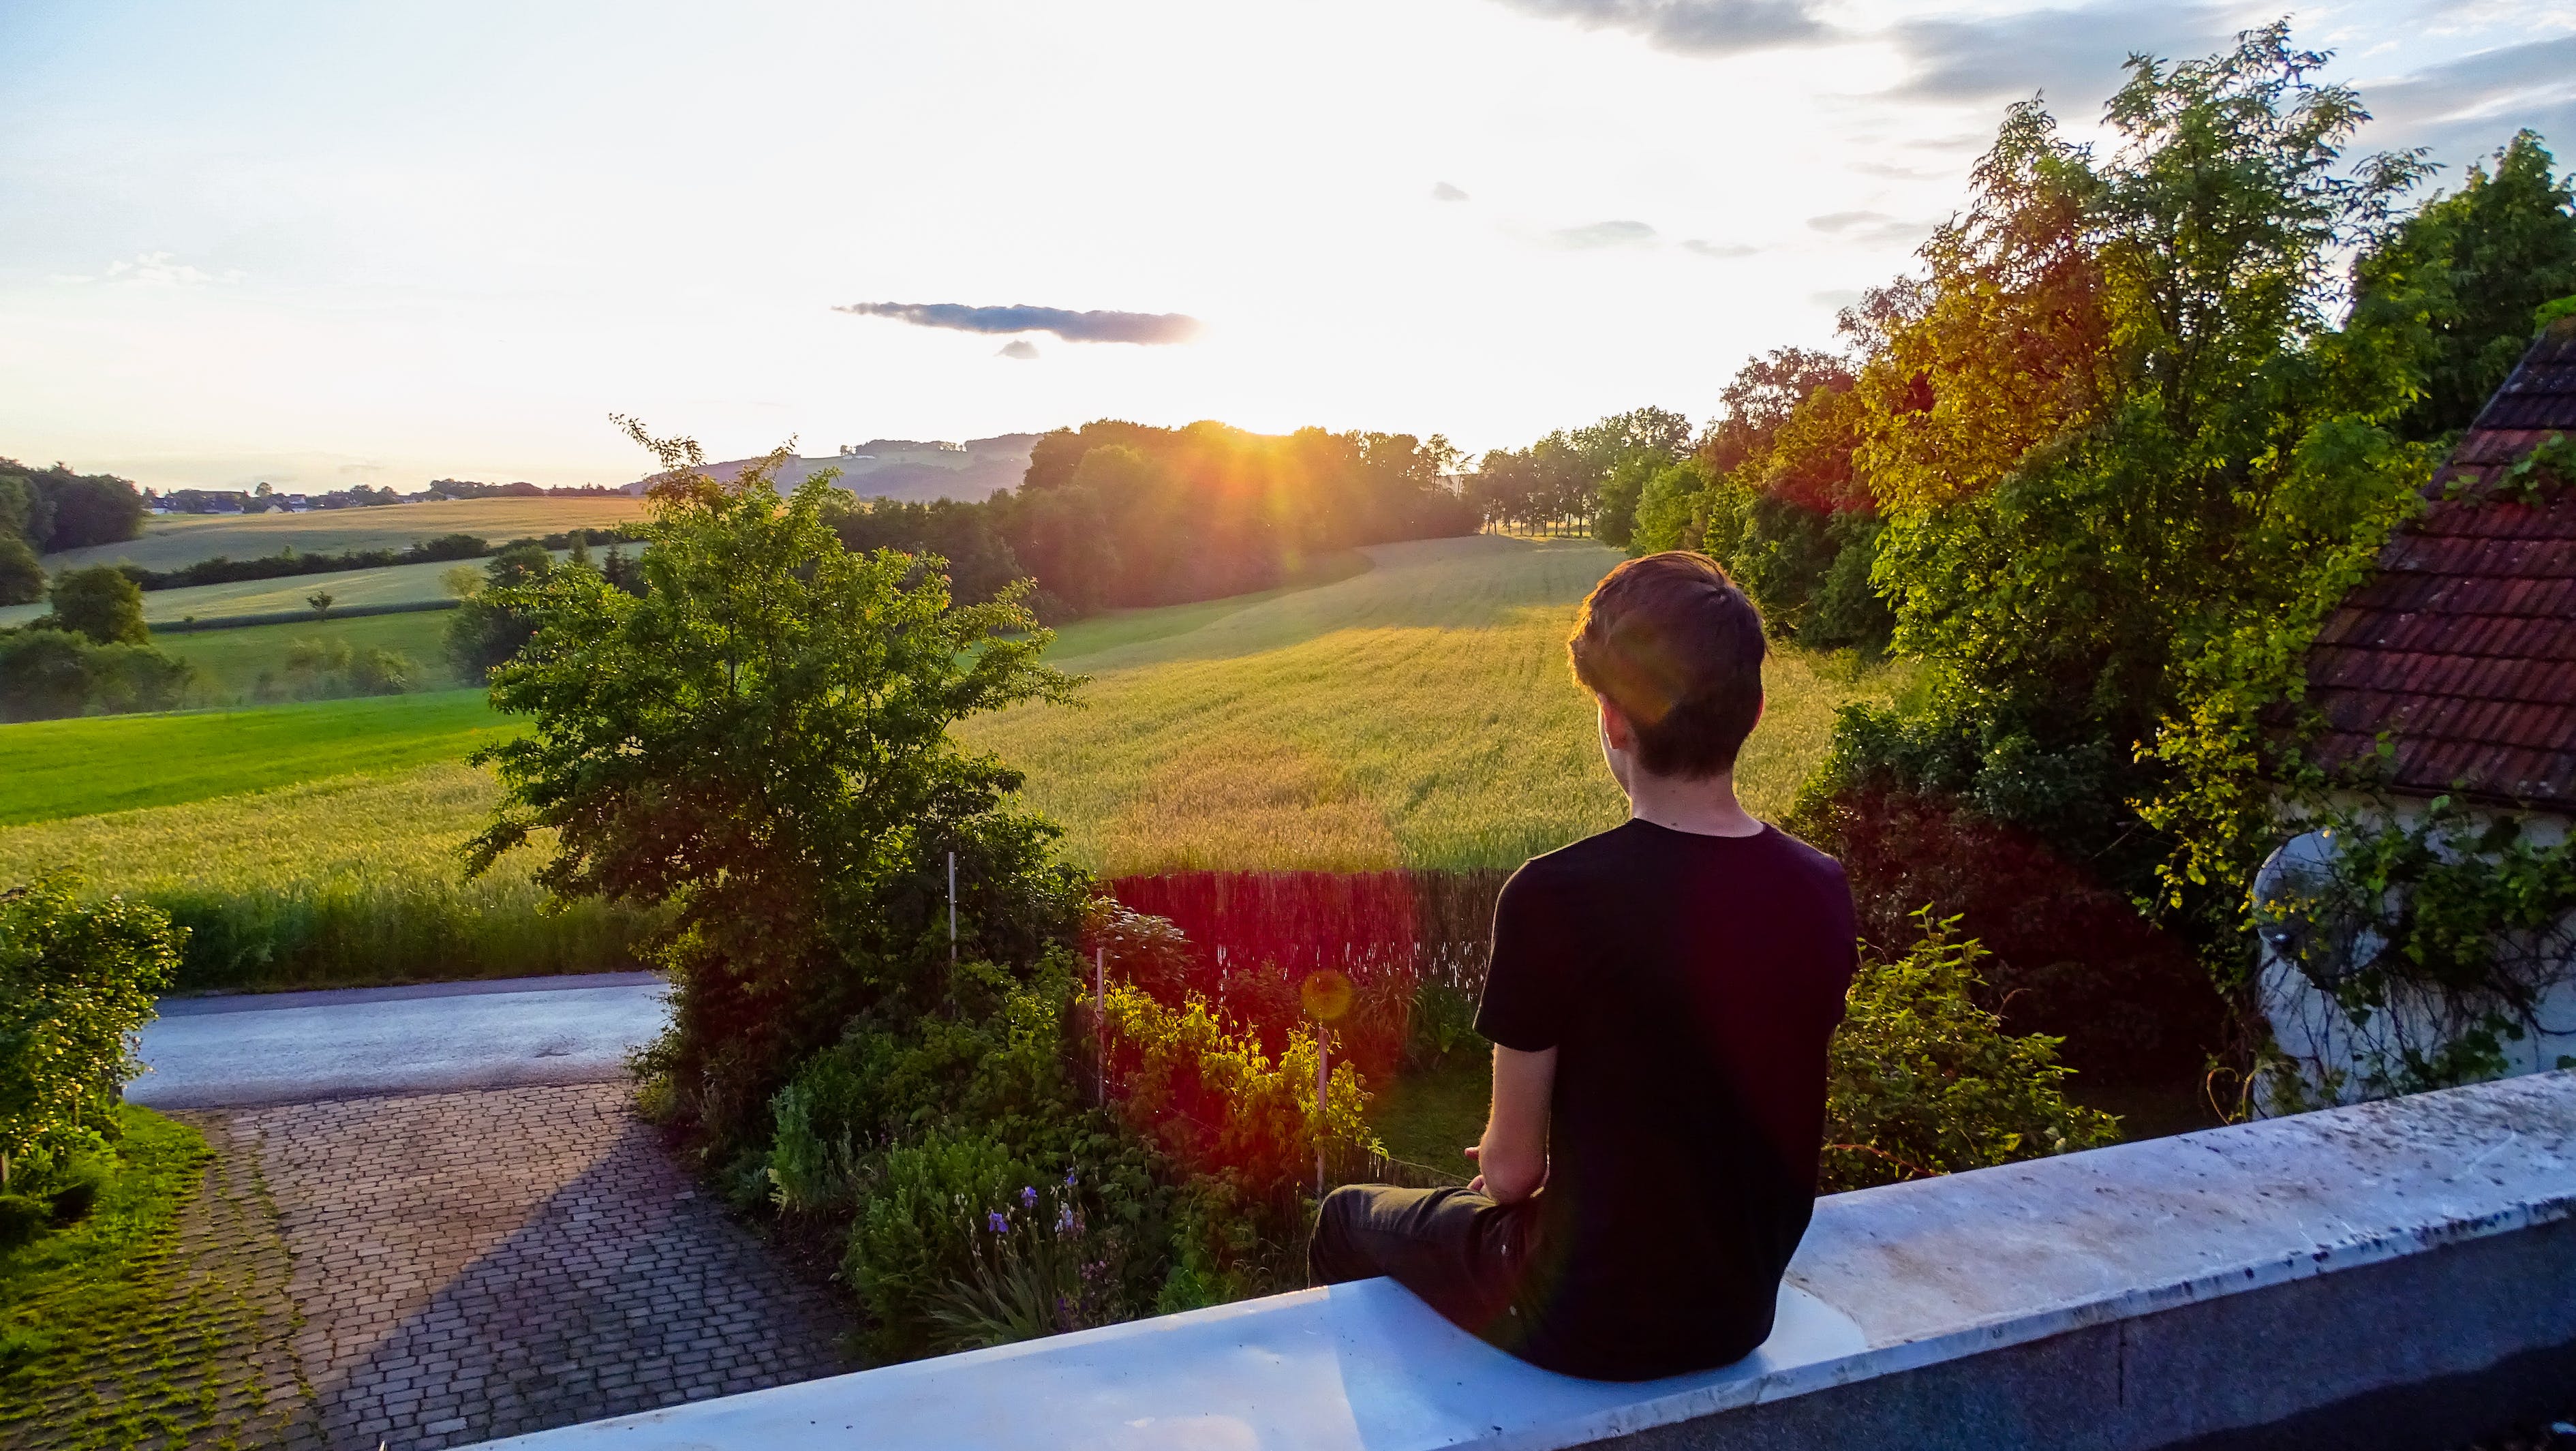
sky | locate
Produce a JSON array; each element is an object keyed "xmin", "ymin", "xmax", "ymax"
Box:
[{"xmin": 2, "ymin": 1, "xmax": 2572, "ymax": 491}]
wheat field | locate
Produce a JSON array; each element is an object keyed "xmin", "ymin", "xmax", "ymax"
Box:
[
  {"xmin": 40, "ymin": 497, "xmax": 649, "ymax": 572},
  {"xmin": 964, "ymin": 535, "xmax": 1906, "ymax": 874},
  {"xmin": 0, "ymin": 763, "xmax": 646, "ymax": 989}
]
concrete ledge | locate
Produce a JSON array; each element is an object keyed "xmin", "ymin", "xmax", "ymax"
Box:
[{"xmin": 472, "ymin": 1071, "xmax": 2576, "ymax": 1451}]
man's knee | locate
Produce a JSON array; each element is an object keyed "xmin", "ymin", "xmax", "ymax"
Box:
[{"xmin": 1308, "ymin": 1185, "xmax": 1381, "ymax": 1286}]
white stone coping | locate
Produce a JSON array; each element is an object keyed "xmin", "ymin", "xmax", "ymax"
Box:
[{"xmin": 473, "ymin": 1071, "xmax": 2576, "ymax": 1451}]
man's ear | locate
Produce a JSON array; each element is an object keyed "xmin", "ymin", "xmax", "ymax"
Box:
[{"xmin": 1597, "ymin": 694, "xmax": 1636, "ymax": 752}]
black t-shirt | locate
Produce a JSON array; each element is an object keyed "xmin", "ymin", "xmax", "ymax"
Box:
[{"xmin": 1474, "ymin": 819, "xmax": 1857, "ymax": 1380}]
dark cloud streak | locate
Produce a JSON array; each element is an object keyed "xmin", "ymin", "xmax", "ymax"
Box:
[
  {"xmin": 835, "ymin": 301, "xmax": 1203, "ymax": 344},
  {"xmin": 1493, "ymin": 0, "xmax": 1826, "ymax": 56},
  {"xmin": 1550, "ymin": 219, "xmax": 1658, "ymax": 248}
]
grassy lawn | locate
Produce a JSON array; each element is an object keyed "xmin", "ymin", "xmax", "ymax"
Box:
[
  {"xmin": 0, "ymin": 690, "xmax": 519, "ymax": 825},
  {"xmin": 0, "ymin": 1105, "xmax": 310, "ymax": 1447},
  {"xmin": 161, "ymin": 609, "xmax": 460, "ymax": 699},
  {"xmin": 0, "ymin": 1108, "xmax": 210, "ymax": 1430},
  {"xmin": 965, "ymin": 535, "xmax": 1909, "ymax": 872},
  {"xmin": 0, "ymin": 551, "xmax": 577, "ymax": 628},
  {"xmin": 37, "ymin": 496, "xmax": 648, "ymax": 573},
  {"xmin": 1367, "ymin": 1052, "xmax": 1488, "ymax": 1176}
]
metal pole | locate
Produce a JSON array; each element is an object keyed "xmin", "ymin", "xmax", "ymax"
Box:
[
  {"xmin": 1095, "ymin": 947, "xmax": 1107, "ymax": 1108},
  {"xmin": 1316, "ymin": 1033, "xmax": 1329, "ymax": 1199},
  {"xmin": 947, "ymin": 851, "xmax": 956, "ymax": 966}
]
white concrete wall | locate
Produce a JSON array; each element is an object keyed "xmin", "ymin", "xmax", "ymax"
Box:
[
  {"xmin": 2257, "ymin": 825, "xmax": 2576, "ymax": 1111},
  {"xmin": 466, "ymin": 1070, "xmax": 2576, "ymax": 1451}
]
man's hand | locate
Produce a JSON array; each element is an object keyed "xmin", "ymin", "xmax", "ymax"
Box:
[{"xmin": 1473, "ymin": 1044, "xmax": 1556, "ymax": 1204}]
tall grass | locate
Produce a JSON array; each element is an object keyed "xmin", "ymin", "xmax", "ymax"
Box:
[
  {"xmin": 970, "ymin": 535, "xmax": 1908, "ymax": 872},
  {"xmin": 0, "ymin": 764, "xmax": 650, "ymax": 992}
]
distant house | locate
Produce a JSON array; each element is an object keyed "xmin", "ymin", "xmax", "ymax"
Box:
[{"xmin": 2258, "ymin": 316, "xmax": 2576, "ymax": 1103}]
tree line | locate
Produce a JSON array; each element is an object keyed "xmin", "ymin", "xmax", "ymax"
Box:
[
  {"xmin": 824, "ymin": 421, "xmax": 1477, "ymax": 619},
  {"xmin": 1541, "ymin": 32, "xmax": 2576, "ymax": 1085},
  {"xmin": 0, "ymin": 461, "xmax": 146, "ymax": 605}
]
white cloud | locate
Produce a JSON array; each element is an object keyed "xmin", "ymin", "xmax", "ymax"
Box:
[
  {"xmin": 70, "ymin": 252, "xmax": 241, "ymax": 287},
  {"xmin": 1432, "ymin": 181, "xmax": 1471, "ymax": 201}
]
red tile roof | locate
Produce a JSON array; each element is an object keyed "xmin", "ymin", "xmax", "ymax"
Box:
[{"xmin": 2302, "ymin": 317, "xmax": 2576, "ymax": 811}]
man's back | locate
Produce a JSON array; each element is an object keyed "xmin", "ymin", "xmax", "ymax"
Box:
[{"xmin": 1476, "ymin": 819, "xmax": 1857, "ymax": 1379}]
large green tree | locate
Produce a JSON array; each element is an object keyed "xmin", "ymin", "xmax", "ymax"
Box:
[
  {"xmin": 44, "ymin": 566, "xmax": 149, "ymax": 645},
  {"xmin": 467, "ymin": 423, "xmax": 1081, "ymax": 1155},
  {"xmin": 2351, "ymin": 130, "xmax": 2576, "ymax": 440},
  {"xmin": 1788, "ymin": 26, "xmax": 2442, "ymax": 1048}
]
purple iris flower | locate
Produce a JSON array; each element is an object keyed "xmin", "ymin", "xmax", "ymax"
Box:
[
  {"xmin": 987, "ymin": 1211, "xmax": 1009, "ymax": 1234},
  {"xmin": 1020, "ymin": 1185, "xmax": 1038, "ymax": 1208}
]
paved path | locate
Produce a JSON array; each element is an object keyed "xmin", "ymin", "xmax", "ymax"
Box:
[
  {"xmin": 132, "ymin": 973, "xmax": 671, "ymax": 1108},
  {"xmin": 242, "ymin": 1084, "xmax": 849, "ymax": 1450},
  {"xmin": 64, "ymin": 977, "xmax": 853, "ymax": 1450}
]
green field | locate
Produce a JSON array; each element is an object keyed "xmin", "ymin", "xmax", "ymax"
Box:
[
  {"xmin": 0, "ymin": 690, "xmax": 518, "ymax": 825},
  {"xmin": 963, "ymin": 535, "xmax": 1906, "ymax": 872},
  {"xmin": 161, "ymin": 609, "xmax": 459, "ymax": 699},
  {"xmin": 0, "ymin": 550, "xmax": 573, "ymax": 628},
  {"xmin": 0, "ymin": 535, "xmax": 1901, "ymax": 991},
  {"xmin": 39, "ymin": 495, "xmax": 649, "ymax": 572}
]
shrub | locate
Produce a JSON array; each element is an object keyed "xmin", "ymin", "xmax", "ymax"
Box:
[
  {"xmin": 0, "ymin": 1195, "xmax": 43, "ymax": 1251},
  {"xmin": 924, "ymin": 1174, "xmax": 1133, "ymax": 1351},
  {"xmin": 1823, "ymin": 910, "xmax": 2120, "ymax": 1192},
  {"xmin": 0, "ymin": 630, "xmax": 192, "ymax": 722},
  {"xmin": 1790, "ymin": 750, "xmax": 2224, "ymax": 1081},
  {"xmin": 842, "ymin": 1131, "xmax": 1047, "ymax": 1358},
  {"xmin": 44, "ymin": 566, "xmax": 148, "ymax": 645},
  {"xmin": 1101, "ymin": 984, "xmax": 1376, "ymax": 1300},
  {"xmin": 0, "ymin": 874, "xmax": 183, "ymax": 1195},
  {"xmin": 0, "ymin": 536, "xmax": 40, "ymax": 607},
  {"xmin": 469, "ymin": 426, "xmax": 1079, "ymax": 1162}
]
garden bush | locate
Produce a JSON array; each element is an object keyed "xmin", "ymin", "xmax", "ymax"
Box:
[
  {"xmin": 0, "ymin": 873, "xmax": 182, "ymax": 1209},
  {"xmin": 0, "ymin": 629, "xmax": 193, "ymax": 722},
  {"xmin": 254, "ymin": 637, "xmax": 425, "ymax": 701},
  {"xmin": 1822, "ymin": 910, "xmax": 2120, "ymax": 1191},
  {"xmin": 1789, "ymin": 763, "xmax": 2226, "ymax": 1080}
]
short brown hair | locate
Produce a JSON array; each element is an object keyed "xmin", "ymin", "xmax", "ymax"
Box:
[{"xmin": 1567, "ymin": 552, "xmax": 1765, "ymax": 778}]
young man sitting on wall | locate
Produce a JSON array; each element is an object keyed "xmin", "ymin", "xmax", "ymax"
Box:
[{"xmin": 1308, "ymin": 551, "xmax": 1859, "ymax": 1381}]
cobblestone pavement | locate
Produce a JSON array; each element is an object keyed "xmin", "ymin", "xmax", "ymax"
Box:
[{"xmin": 232, "ymin": 1084, "xmax": 850, "ymax": 1450}]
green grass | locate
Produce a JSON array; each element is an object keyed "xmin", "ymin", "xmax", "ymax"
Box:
[
  {"xmin": 965, "ymin": 535, "xmax": 1909, "ymax": 872},
  {"xmin": 0, "ymin": 690, "xmax": 517, "ymax": 826},
  {"xmin": 0, "ymin": 551, "xmax": 577, "ymax": 627},
  {"xmin": 159, "ymin": 610, "xmax": 459, "ymax": 699},
  {"xmin": 1034, "ymin": 551, "xmax": 1374, "ymax": 659},
  {"xmin": 1368, "ymin": 1052, "xmax": 1488, "ymax": 1174},
  {"xmin": 0, "ymin": 535, "xmax": 1899, "ymax": 991},
  {"xmin": 0, "ymin": 1108, "xmax": 212, "ymax": 1428},
  {"xmin": 0, "ymin": 1104, "xmax": 320, "ymax": 1447},
  {"xmin": 39, "ymin": 495, "xmax": 649, "ymax": 572}
]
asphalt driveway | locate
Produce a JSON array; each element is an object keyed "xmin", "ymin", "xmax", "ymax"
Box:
[{"xmin": 129, "ymin": 973, "xmax": 672, "ymax": 1108}]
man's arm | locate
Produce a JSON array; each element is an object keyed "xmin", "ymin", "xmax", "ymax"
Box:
[{"xmin": 1467, "ymin": 1043, "xmax": 1556, "ymax": 1204}]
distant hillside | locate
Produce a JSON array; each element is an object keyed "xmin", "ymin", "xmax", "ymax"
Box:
[{"xmin": 621, "ymin": 433, "xmax": 1040, "ymax": 502}]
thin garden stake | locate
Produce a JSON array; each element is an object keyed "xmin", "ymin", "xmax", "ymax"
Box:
[
  {"xmin": 1316, "ymin": 1033, "xmax": 1329, "ymax": 1200},
  {"xmin": 1095, "ymin": 947, "xmax": 1107, "ymax": 1108},
  {"xmin": 947, "ymin": 851, "xmax": 957, "ymax": 966}
]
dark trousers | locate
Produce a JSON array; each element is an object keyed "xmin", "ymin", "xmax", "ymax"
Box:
[{"xmin": 1308, "ymin": 1184, "xmax": 1537, "ymax": 1343}]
